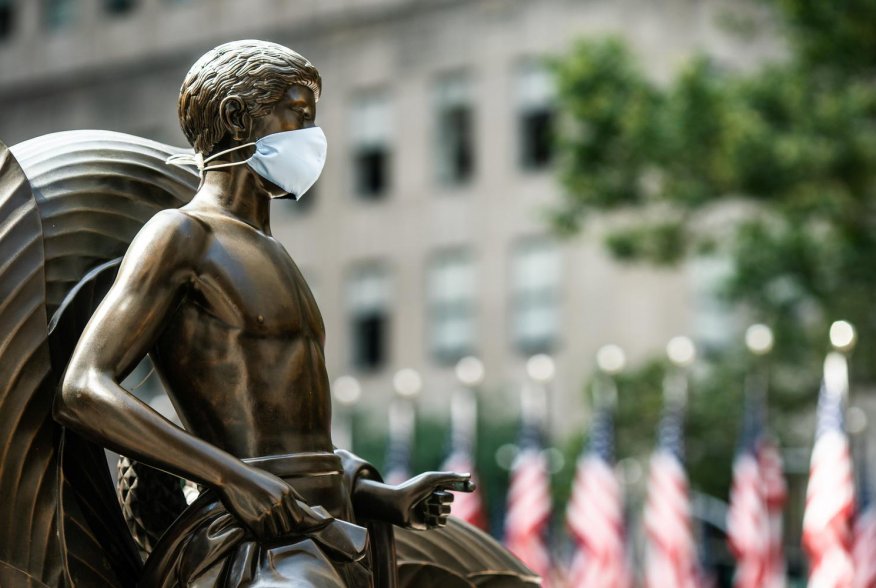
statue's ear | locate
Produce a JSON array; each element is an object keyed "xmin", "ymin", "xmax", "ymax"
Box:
[{"xmin": 219, "ymin": 96, "xmax": 251, "ymax": 141}]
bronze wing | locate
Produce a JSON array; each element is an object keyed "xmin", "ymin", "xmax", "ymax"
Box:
[
  {"xmin": 0, "ymin": 130, "xmax": 197, "ymax": 587},
  {"xmin": 394, "ymin": 519, "xmax": 541, "ymax": 587}
]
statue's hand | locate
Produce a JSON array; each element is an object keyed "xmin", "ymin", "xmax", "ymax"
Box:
[
  {"xmin": 219, "ymin": 464, "xmax": 328, "ymax": 540},
  {"xmin": 393, "ymin": 471, "xmax": 474, "ymax": 531}
]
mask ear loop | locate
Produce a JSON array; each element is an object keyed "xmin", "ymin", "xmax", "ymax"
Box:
[{"xmin": 166, "ymin": 142, "xmax": 257, "ymax": 174}]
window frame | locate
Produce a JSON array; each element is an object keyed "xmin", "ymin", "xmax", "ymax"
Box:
[
  {"xmin": 509, "ymin": 236, "xmax": 562, "ymax": 355},
  {"xmin": 345, "ymin": 261, "xmax": 393, "ymax": 372},
  {"xmin": 433, "ymin": 70, "xmax": 476, "ymax": 187},
  {"xmin": 514, "ymin": 59, "xmax": 556, "ymax": 172},
  {"xmin": 426, "ymin": 247, "xmax": 477, "ymax": 364},
  {"xmin": 348, "ymin": 89, "xmax": 393, "ymax": 201}
]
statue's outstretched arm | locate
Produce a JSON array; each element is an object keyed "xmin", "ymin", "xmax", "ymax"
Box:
[
  {"xmin": 353, "ymin": 471, "xmax": 473, "ymax": 530},
  {"xmin": 54, "ymin": 208, "xmax": 320, "ymax": 540}
]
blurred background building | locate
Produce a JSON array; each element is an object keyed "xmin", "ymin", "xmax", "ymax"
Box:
[
  {"xmin": 0, "ymin": 0, "xmax": 780, "ymax": 435},
  {"xmin": 13, "ymin": 1, "xmax": 876, "ymax": 584}
]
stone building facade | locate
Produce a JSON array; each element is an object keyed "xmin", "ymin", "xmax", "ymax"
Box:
[{"xmin": 0, "ymin": 0, "xmax": 780, "ymax": 437}]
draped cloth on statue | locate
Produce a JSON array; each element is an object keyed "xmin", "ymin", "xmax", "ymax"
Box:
[{"xmin": 140, "ymin": 451, "xmax": 394, "ymax": 588}]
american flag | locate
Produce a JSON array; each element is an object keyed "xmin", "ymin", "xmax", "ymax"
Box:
[
  {"xmin": 442, "ymin": 450, "xmax": 487, "ymax": 530},
  {"xmin": 644, "ymin": 401, "xmax": 700, "ymax": 588},
  {"xmin": 565, "ymin": 404, "xmax": 630, "ymax": 588},
  {"xmin": 803, "ymin": 352, "xmax": 855, "ymax": 588},
  {"xmin": 758, "ymin": 436, "xmax": 787, "ymax": 588},
  {"xmin": 442, "ymin": 388, "xmax": 487, "ymax": 530},
  {"xmin": 505, "ymin": 421, "xmax": 552, "ymax": 585},
  {"xmin": 853, "ymin": 442, "xmax": 876, "ymax": 588},
  {"xmin": 727, "ymin": 394, "xmax": 770, "ymax": 588}
]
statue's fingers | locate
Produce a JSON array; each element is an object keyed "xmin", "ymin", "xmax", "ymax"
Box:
[
  {"xmin": 437, "ymin": 514, "xmax": 449, "ymax": 527},
  {"xmin": 422, "ymin": 471, "xmax": 472, "ymax": 492},
  {"xmin": 425, "ymin": 492, "xmax": 453, "ymax": 516},
  {"xmin": 434, "ymin": 489, "xmax": 454, "ymax": 504},
  {"xmin": 441, "ymin": 479, "xmax": 475, "ymax": 493},
  {"xmin": 426, "ymin": 502, "xmax": 452, "ymax": 517},
  {"xmin": 421, "ymin": 494, "xmax": 438, "ymax": 509},
  {"xmin": 426, "ymin": 502, "xmax": 452, "ymax": 518},
  {"xmin": 273, "ymin": 510, "xmax": 294, "ymax": 538},
  {"xmin": 274, "ymin": 496, "xmax": 300, "ymax": 536},
  {"xmin": 259, "ymin": 512, "xmax": 281, "ymax": 539}
]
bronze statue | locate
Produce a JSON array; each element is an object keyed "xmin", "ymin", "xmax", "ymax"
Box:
[{"xmin": 0, "ymin": 40, "xmax": 538, "ymax": 587}]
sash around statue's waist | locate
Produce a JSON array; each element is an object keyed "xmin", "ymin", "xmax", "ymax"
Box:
[
  {"xmin": 242, "ymin": 451, "xmax": 353, "ymax": 522},
  {"xmin": 242, "ymin": 451, "xmax": 343, "ymax": 478}
]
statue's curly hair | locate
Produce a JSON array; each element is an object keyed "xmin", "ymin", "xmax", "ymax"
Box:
[{"xmin": 178, "ymin": 40, "xmax": 322, "ymax": 155}]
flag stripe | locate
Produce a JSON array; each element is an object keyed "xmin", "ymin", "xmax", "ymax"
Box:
[{"xmin": 565, "ymin": 405, "xmax": 630, "ymax": 588}]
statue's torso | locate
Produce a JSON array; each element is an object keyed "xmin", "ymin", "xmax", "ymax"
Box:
[{"xmin": 151, "ymin": 209, "xmax": 332, "ymax": 458}]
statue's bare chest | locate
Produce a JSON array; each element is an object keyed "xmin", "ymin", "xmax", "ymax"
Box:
[{"xmin": 184, "ymin": 219, "xmax": 323, "ymax": 338}]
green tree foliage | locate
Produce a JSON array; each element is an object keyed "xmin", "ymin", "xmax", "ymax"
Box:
[{"xmin": 551, "ymin": 1, "xmax": 876, "ymax": 497}]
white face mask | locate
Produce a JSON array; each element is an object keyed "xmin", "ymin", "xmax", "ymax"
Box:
[{"xmin": 166, "ymin": 126, "xmax": 327, "ymax": 201}]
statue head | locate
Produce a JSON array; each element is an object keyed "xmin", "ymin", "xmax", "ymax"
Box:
[{"xmin": 178, "ymin": 40, "xmax": 322, "ymax": 156}]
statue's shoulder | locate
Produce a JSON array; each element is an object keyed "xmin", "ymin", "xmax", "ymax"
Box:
[
  {"xmin": 124, "ymin": 208, "xmax": 211, "ymax": 271},
  {"xmin": 141, "ymin": 207, "xmax": 209, "ymax": 241}
]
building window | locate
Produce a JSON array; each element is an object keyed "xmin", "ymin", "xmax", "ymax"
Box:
[
  {"xmin": 350, "ymin": 91, "xmax": 392, "ymax": 200},
  {"xmin": 511, "ymin": 238, "xmax": 561, "ymax": 354},
  {"xmin": 0, "ymin": 0, "xmax": 14, "ymax": 39},
  {"xmin": 43, "ymin": 0, "xmax": 76, "ymax": 30},
  {"xmin": 347, "ymin": 263, "xmax": 391, "ymax": 371},
  {"xmin": 434, "ymin": 73, "xmax": 474, "ymax": 186},
  {"xmin": 104, "ymin": 0, "xmax": 136, "ymax": 15},
  {"xmin": 516, "ymin": 61, "xmax": 556, "ymax": 170},
  {"xmin": 428, "ymin": 249, "xmax": 475, "ymax": 363}
]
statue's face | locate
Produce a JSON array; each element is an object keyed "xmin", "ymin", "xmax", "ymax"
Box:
[
  {"xmin": 252, "ymin": 84, "xmax": 317, "ymax": 138},
  {"xmin": 249, "ymin": 84, "xmax": 318, "ymax": 198}
]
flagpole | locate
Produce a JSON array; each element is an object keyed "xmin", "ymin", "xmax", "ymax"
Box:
[
  {"xmin": 665, "ymin": 335, "xmax": 696, "ymax": 407},
  {"xmin": 827, "ymin": 320, "xmax": 855, "ymax": 396},
  {"xmin": 452, "ymin": 356, "xmax": 483, "ymax": 459},
  {"xmin": 525, "ymin": 353, "xmax": 554, "ymax": 434},
  {"xmin": 443, "ymin": 356, "xmax": 488, "ymax": 530},
  {"xmin": 332, "ymin": 375, "xmax": 362, "ymax": 453},
  {"xmin": 385, "ymin": 368, "xmax": 421, "ymax": 485},
  {"xmin": 744, "ymin": 323, "xmax": 773, "ymax": 420},
  {"xmin": 593, "ymin": 344, "xmax": 625, "ymax": 410}
]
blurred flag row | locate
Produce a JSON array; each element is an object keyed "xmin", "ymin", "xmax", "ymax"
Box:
[{"xmin": 372, "ymin": 321, "xmax": 876, "ymax": 587}]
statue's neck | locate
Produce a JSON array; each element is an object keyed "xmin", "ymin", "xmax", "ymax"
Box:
[{"xmin": 195, "ymin": 166, "xmax": 272, "ymax": 235}]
